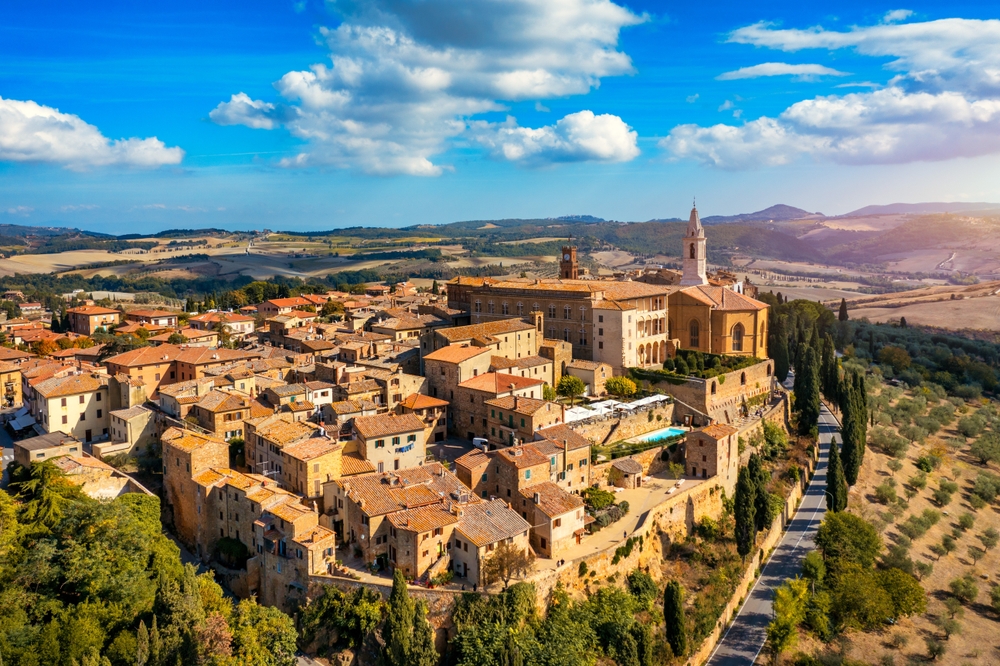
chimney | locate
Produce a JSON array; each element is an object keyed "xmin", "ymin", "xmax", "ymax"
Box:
[
  {"xmin": 563, "ymin": 438, "xmax": 569, "ymax": 469},
  {"xmin": 513, "ymin": 395, "xmax": 519, "ymax": 410}
]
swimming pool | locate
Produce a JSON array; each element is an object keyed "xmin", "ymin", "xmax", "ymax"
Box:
[{"xmin": 630, "ymin": 426, "xmax": 686, "ymax": 444}]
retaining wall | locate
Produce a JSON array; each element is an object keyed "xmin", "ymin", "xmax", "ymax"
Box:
[{"xmin": 568, "ymin": 402, "xmax": 676, "ymax": 446}]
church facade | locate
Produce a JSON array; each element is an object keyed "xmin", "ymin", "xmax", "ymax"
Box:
[{"xmin": 667, "ymin": 206, "xmax": 769, "ymax": 358}]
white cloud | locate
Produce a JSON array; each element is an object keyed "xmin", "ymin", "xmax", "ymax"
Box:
[
  {"xmin": 0, "ymin": 97, "xmax": 183, "ymax": 169},
  {"xmin": 211, "ymin": 0, "xmax": 644, "ymax": 174},
  {"xmin": 716, "ymin": 62, "xmax": 849, "ymax": 80},
  {"xmin": 5, "ymin": 206, "xmax": 33, "ymax": 216},
  {"xmin": 60, "ymin": 204, "xmax": 99, "ymax": 212},
  {"xmin": 882, "ymin": 9, "xmax": 914, "ymax": 24},
  {"xmin": 210, "ymin": 93, "xmax": 283, "ymax": 130},
  {"xmin": 718, "ymin": 100, "xmax": 734, "ymax": 111},
  {"xmin": 686, "ymin": 93, "xmax": 699, "ymax": 103},
  {"xmin": 470, "ymin": 110, "xmax": 639, "ymax": 164},
  {"xmin": 535, "ymin": 101, "xmax": 551, "ymax": 112},
  {"xmin": 662, "ymin": 17, "xmax": 1000, "ymax": 168}
]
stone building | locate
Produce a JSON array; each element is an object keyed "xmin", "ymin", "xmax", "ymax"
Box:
[
  {"xmin": 33, "ymin": 374, "xmax": 110, "ymax": 443},
  {"xmin": 685, "ymin": 423, "xmax": 740, "ymax": 495},
  {"xmin": 66, "ymin": 305, "xmax": 120, "ymax": 336},
  {"xmin": 352, "ymin": 412, "xmax": 427, "ymax": 473},
  {"xmin": 452, "ymin": 372, "xmax": 546, "ymax": 442},
  {"xmin": 564, "ymin": 359, "xmax": 612, "ymax": 397},
  {"xmin": 482, "ymin": 395, "xmax": 565, "ymax": 447},
  {"xmin": 516, "ymin": 481, "xmax": 586, "ymax": 557},
  {"xmin": 397, "ymin": 393, "xmax": 449, "ymax": 443},
  {"xmin": 450, "ymin": 499, "xmax": 532, "ymax": 586}
]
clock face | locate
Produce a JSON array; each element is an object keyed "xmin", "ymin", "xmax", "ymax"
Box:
[{"xmin": 563, "ymin": 253, "xmax": 570, "ymax": 261}]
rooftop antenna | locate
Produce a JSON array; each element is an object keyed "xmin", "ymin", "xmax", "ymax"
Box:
[{"xmin": 693, "ymin": 196, "xmax": 696, "ymax": 208}]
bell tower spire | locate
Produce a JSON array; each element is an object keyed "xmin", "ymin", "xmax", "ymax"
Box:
[{"xmin": 680, "ymin": 202, "xmax": 708, "ymax": 286}]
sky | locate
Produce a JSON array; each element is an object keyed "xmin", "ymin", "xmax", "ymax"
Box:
[{"xmin": 3, "ymin": 0, "xmax": 1000, "ymax": 233}]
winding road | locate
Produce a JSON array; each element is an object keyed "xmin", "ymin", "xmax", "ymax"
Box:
[{"xmin": 707, "ymin": 387, "xmax": 837, "ymax": 666}]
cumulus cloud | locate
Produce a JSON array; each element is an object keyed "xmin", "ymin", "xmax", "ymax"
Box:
[
  {"xmin": 210, "ymin": 0, "xmax": 644, "ymax": 174},
  {"xmin": 882, "ymin": 9, "xmax": 914, "ymax": 24},
  {"xmin": 470, "ymin": 110, "xmax": 639, "ymax": 164},
  {"xmin": 661, "ymin": 17, "xmax": 1000, "ymax": 168},
  {"xmin": 0, "ymin": 97, "xmax": 183, "ymax": 169},
  {"xmin": 717, "ymin": 62, "xmax": 849, "ymax": 80}
]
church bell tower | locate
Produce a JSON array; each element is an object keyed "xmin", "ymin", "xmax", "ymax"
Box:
[
  {"xmin": 680, "ymin": 203, "xmax": 708, "ymax": 286},
  {"xmin": 560, "ymin": 246, "xmax": 579, "ymax": 280}
]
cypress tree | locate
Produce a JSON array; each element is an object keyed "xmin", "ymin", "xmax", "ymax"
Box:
[
  {"xmin": 826, "ymin": 437, "xmax": 848, "ymax": 512},
  {"xmin": 770, "ymin": 316, "xmax": 790, "ymax": 382},
  {"xmin": 663, "ymin": 581, "xmax": 688, "ymax": 657},
  {"xmin": 794, "ymin": 346, "xmax": 821, "ymax": 436},
  {"xmin": 382, "ymin": 570, "xmax": 414, "ymax": 666},
  {"xmin": 839, "ymin": 372, "xmax": 858, "ymax": 484},
  {"xmin": 409, "ymin": 600, "xmax": 439, "ymax": 666},
  {"xmin": 852, "ymin": 371, "xmax": 868, "ymax": 480},
  {"xmin": 820, "ymin": 334, "xmax": 838, "ymax": 403},
  {"xmin": 735, "ymin": 467, "xmax": 757, "ymax": 560},
  {"xmin": 748, "ymin": 453, "xmax": 773, "ymax": 532},
  {"xmin": 838, "ymin": 298, "xmax": 849, "ymax": 322}
]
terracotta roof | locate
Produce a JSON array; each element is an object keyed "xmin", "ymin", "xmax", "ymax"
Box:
[
  {"xmin": 454, "ymin": 448, "xmax": 490, "ymax": 471},
  {"xmin": 535, "ymin": 424, "xmax": 592, "ymax": 451},
  {"xmin": 520, "ymin": 481, "xmax": 583, "ymax": 517},
  {"xmin": 386, "ymin": 503, "xmax": 459, "ymax": 533},
  {"xmin": 283, "ymin": 436, "xmax": 340, "ymax": 461},
  {"xmin": 612, "ymin": 458, "xmax": 643, "ymax": 474},
  {"xmin": 370, "ymin": 314, "xmax": 444, "ymax": 331},
  {"xmin": 33, "ymin": 373, "xmax": 106, "ymax": 399},
  {"xmin": 255, "ymin": 419, "xmax": 320, "ymax": 446},
  {"xmin": 126, "ymin": 309, "xmax": 177, "ymax": 318},
  {"xmin": 67, "ymin": 305, "xmax": 119, "ymax": 315},
  {"xmin": 110, "ymin": 405, "xmax": 151, "ymax": 420},
  {"xmin": 681, "ymin": 285, "xmax": 768, "ymax": 311},
  {"xmin": 267, "ymin": 499, "xmax": 313, "ymax": 524},
  {"xmin": 268, "ymin": 383, "xmax": 308, "ymax": 397},
  {"xmin": 0, "ymin": 360, "xmax": 20, "ymax": 373},
  {"xmin": 175, "ymin": 347, "xmax": 262, "ymax": 365},
  {"xmin": 0, "ymin": 347, "xmax": 33, "ymax": 361},
  {"xmin": 566, "ymin": 359, "xmax": 607, "ymax": 371},
  {"xmin": 353, "ymin": 413, "xmax": 425, "ymax": 440},
  {"xmin": 484, "ymin": 395, "xmax": 557, "ymax": 416},
  {"xmin": 699, "ymin": 423, "xmax": 739, "ymax": 439},
  {"xmin": 162, "ymin": 427, "xmax": 226, "ymax": 453},
  {"xmin": 493, "ymin": 444, "xmax": 550, "ymax": 469},
  {"xmin": 294, "ymin": 524, "xmax": 337, "ymax": 548},
  {"xmin": 148, "ymin": 328, "xmax": 217, "ymax": 343},
  {"xmin": 338, "ymin": 463, "xmax": 469, "ymax": 516},
  {"xmin": 398, "ymin": 393, "xmax": 449, "ymax": 410},
  {"xmin": 189, "ymin": 312, "xmax": 254, "ymax": 324},
  {"xmin": 458, "ymin": 372, "xmax": 544, "ymax": 394},
  {"xmin": 305, "ymin": 380, "xmax": 336, "ymax": 391},
  {"xmin": 287, "ymin": 400, "xmax": 314, "ymax": 412},
  {"xmin": 437, "ymin": 319, "xmax": 535, "ymax": 343},
  {"xmin": 341, "ymin": 452, "xmax": 376, "ymax": 476},
  {"xmin": 457, "ymin": 499, "xmax": 531, "ymax": 547},
  {"xmin": 341, "ymin": 379, "xmax": 380, "ymax": 394},
  {"xmin": 196, "ymin": 390, "xmax": 250, "ymax": 413},
  {"xmin": 103, "ymin": 344, "xmax": 182, "ymax": 368},
  {"xmin": 327, "ymin": 399, "xmax": 377, "ymax": 415},
  {"xmin": 264, "ymin": 297, "xmax": 313, "ymax": 308}
]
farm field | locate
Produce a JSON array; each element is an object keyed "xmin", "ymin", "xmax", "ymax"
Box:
[{"xmin": 798, "ymin": 383, "xmax": 1000, "ymax": 665}]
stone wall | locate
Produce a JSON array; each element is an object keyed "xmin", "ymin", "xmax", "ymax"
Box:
[
  {"xmin": 589, "ymin": 440, "xmax": 678, "ymax": 487},
  {"xmin": 568, "ymin": 401, "xmax": 675, "ymax": 447},
  {"xmin": 649, "ymin": 360, "xmax": 775, "ymax": 426}
]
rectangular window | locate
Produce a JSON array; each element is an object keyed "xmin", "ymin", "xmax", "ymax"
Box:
[
  {"xmin": 154, "ymin": 373, "xmax": 160, "ymax": 381},
  {"xmin": 96, "ymin": 393, "xmax": 102, "ymax": 402},
  {"xmin": 61, "ymin": 397, "xmax": 67, "ymax": 407},
  {"xmin": 407, "ymin": 434, "xmax": 416, "ymax": 442},
  {"xmin": 79, "ymin": 395, "xmax": 85, "ymax": 404},
  {"xmin": 392, "ymin": 436, "xmax": 400, "ymax": 445},
  {"xmin": 525, "ymin": 469, "xmax": 531, "ymax": 479},
  {"xmin": 62, "ymin": 415, "xmax": 68, "ymax": 424},
  {"xmin": 80, "ymin": 413, "xmax": 86, "ymax": 421},
  {"xmin": 598, "ymin": 328, "xmax": 603, "ymax": 336},
  {"xmin": 598, "ymin": 341, "xmax": 603, "ymax": 350},
  {"xmin": 96, "ymin": 409, "xmax": 102, "ymax": 418}
]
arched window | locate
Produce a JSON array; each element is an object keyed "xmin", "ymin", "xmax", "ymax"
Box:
[
  {"xmin": 580, "ymin": 306, "xmax": 586, "ymax": 321},
  {"xmin": 563, "ymin": 328, "xmax": 571, "ymax": 342},
  {"xmin": 689, "ymin": 320, "xmax": 700, "ymax": 348},
  {"xmin": 532, "ymin": 303, "xmax": 539, "ymax": 312},
  {"xmin": 516, "ymin": 302, "xmax": 523, "ymax": 315},
  {"xmin": 549, "ymin": 304, "xmax": 556, "ymax": 318},
  {"xmin": 501, "ymin": 302, "xmax": 509, "ymax": 315},
  {"xmin": 487, "ymin": 301, "xmax": 495, "ymax": 314},
  {"xmin": 474, "ymin": 300, "xmax": 481, "ymax": 313},
  {"xmin": 564, "ymin": 306, "xmax": 571, "ymax": 320},
  {"xmin": 579, "ymin": 328, "xmax": 587, "ymax": 345},
  {"xmin": 732, "ymin": 323, "xmax": 744, "ymax": 352},
  {"xmin": 689, "ymin": 243, "xmax": 695, "ymax": 259}
]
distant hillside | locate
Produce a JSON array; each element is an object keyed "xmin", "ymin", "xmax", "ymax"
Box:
[
  {"xmin": 702, "ymin": 204, "xmax": 823, "ymax": 225},
  {"xmin": 825, "ymin": 215, "xmax": 1000, "ymax": 264},
  {"xmin": 844, "ymin": 202, "xmax": 1000, "ymax": 216}
]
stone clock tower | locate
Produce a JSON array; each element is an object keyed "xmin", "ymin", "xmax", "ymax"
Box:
[
  {"xmin": 560, "ymin": 246, "xmax": 579, "ymax": 279},
  {"xmin": 680, "ymin": 204, "xmax": 708, "ymax": 286}
]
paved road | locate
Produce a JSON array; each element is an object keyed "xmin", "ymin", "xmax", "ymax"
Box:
[{"xmin": 707, "ymin": 398, "xmax": 836, "ymax": 666}]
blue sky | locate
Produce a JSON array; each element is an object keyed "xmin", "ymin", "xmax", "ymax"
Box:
[{"xmin": 2, "ymin": 0, "xmax": 1000, "ymax": 233}]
